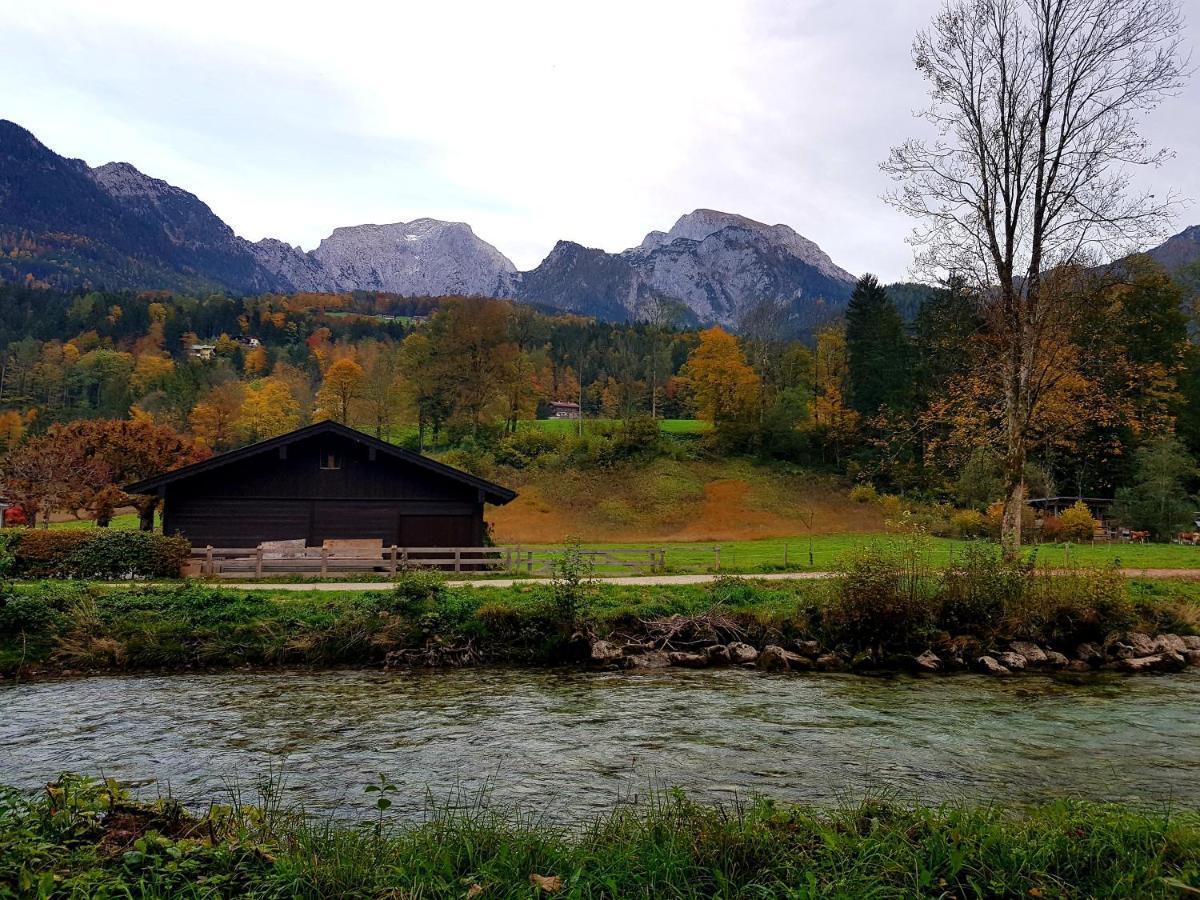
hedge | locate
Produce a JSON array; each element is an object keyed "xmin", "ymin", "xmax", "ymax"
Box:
[{"xmin": 0, "ymin": 529, "xmax": 190, "ymax": 579}]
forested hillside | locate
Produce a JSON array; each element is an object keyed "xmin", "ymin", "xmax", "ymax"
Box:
[{"xmin": 1, "ymin": 246, "xmax": 1199, "ymax": 540}]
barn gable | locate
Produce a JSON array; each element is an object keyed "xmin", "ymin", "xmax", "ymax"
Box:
[{"xmin": 124, "ymin": 421, "xmax": 515, "ymax": 548}]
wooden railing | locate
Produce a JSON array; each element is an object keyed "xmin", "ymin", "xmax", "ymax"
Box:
[{"xmin": 190, "ymin": 545, "xmax": 666, "ymax": 578}]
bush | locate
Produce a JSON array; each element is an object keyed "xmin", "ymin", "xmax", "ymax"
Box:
[
  {"xmin": 984, "ymin": 502, "xmax": 1036, "ymax": 540},
  {"xmin": 848, "ymin": 484, "xmax": 878, "ymax": 504},
  {"xmin": 949, "ymin": 509, "xmax": 987, "ymax": 539},
  {"xmin": 2, "ymin": 529, "xmax": 190, "ymax": 579},
  {"xmin": 0, "ymin": 530, "xmax": 21, "ymax": 576},
  {"xmin": 824, "ymin": 538, "xmax": 939, "ymax": 653},
  {"xmin": 1057, "ymin": 501, "xmax": 1097, "ymax": 543},
  {"xmin": 0, "ymin": 592, "xmax": 63, "ymax": 636},
  {"xmin": 940, "ymin": 543, "xmax": 1029, "ymax": 635},
  {"xmin": 1012, "ymin": 565, "xmax": 1132, "ymax": 643},
  {"xmin": 384, "ymin": 569, "xmax": 447, "ymax": 615},
  {"xmin": 494, "ymin": 428, "xmax": 562, "ymax": 469},
  {"xmin": 547, "ymin": 540, "xmax": 596, "ymax": 625},
  {"xmin": 1039, "ymin": 515, "xmax": 1064, "ymax": 543},
  {"xmin": 434, "ymin": 445, "xmax": 495, "ymax": 478}
]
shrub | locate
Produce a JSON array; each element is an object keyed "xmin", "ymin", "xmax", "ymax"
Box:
[
  {"xmin": 1039, "ymin": 515, "xmax": 1064, "ymax": 543},
  {"xmin": 612, "ymin": 416, "xmax": 663, "ymax": 458},
  {"xmin": 4, "ymin": 529, "xmax": 190, "ymax": 579},
  {"xmin": 949, "ymin": 509, "xmax": 987, "ymax": 539},
  {"xmin": 984, "ymin": 502, "xmax": 1036, "ymax": 539},
  {"xmin": 1057, "ymin": 501, "xmax": 1097, "ymax": 543},
  {"xmin": 434, "ymin": 445, "xmax": 495, "ymax": 478},
  {"xmin": 823, "ymin": 538, "xmax": 939, "ymax": 653},
  {"xmin": 384, "ymin": 569, "xmax": 447, "ymax": 616},
  {"xmin": 0, "ymin": 530, "xmax": 21, "ymax": 576},
  {"xmin": 547, "ymin": 540, "xmax": 596, "ymax": 625},
  {"xmin": 1012, "ymin": 565, "xmax": 1132, "ymax": 644},
  {"xmin": 0, "ymin": 592, "xmax": 63, "ymax": 636},
  {"xmin": 877, "ymin": 494, "xmax": 904, "ymax": 521},
  {"xmin": 848, "ymin": 484, "xmax": 878, "ymax": 504},
  {"xmin": 940, "ymin": 543, "xmax": 1029, "ymax": 635},
  {"xmin": 494, "ymin": 428, "xmax": 562, "ymax": 469}
]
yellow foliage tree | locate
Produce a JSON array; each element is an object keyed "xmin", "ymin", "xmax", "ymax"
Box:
[
  {"xmin": 315, "ymin": 357, "xmax": 365, "ymax": 425},
  {"xmin": 189, "ymin": 382, "xmax": 246, "ymax": 451},
  {"xmin": 678, "ymin": 327, "xmax": 760, "ymax": 424},
  {"xmin": 236, "ymin": 378, "xmax": 301, "ymax": 443},
  {"xmin": 130, "ymin": 353, "xmax": 175, "ymax": 396},
  {"xmin": 243, "ymin": 345, "xmax": 269, "ymax": 377},
  {"xmin": 1057, "ymin": 501, "xmax": 1098, "ymax": 543}
]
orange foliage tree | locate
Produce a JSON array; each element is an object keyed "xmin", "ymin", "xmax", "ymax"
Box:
[
  {"xmin": 189, "ymin": 382, "xmax": 247, "ymax": 451},
  {"xmin": 43, "ymin": 419, "xmax": 210, "ymax": 528}
]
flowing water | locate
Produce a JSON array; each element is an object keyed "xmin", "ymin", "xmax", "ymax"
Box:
[{"xmin": 2, "ymin": 668, "xmax": 1198, "ymax": 820}]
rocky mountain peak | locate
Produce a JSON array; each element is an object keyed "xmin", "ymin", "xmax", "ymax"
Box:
[
  {"xmin": 1145, "ymin": 224, "xmax": 1200, "ymax": 275},
  {"xmin": 632, "ymin": 209, "xmax": 855, "ymax": 285},
  {"xmin": 310, "ymin": 219, "xmax": 517, "ymax": 295}
]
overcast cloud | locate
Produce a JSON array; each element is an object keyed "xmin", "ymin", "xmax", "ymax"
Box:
[{"xmin": 2, "ymin": 0, "xmax": 1197, "ymax": 281}]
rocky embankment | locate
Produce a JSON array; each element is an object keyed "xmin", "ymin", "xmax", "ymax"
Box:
[{"xmin": 588, "ymin": 617, "xmax": 1200, "ymax": 676}]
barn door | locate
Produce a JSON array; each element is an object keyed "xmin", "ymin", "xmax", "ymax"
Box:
[
  {"xmin": 310, "ymin": 500, "xmax": 400, "ymax": 545},
  {"xmin": 397, "ymin": 514, "xmax": 478, "ymax": 547}
]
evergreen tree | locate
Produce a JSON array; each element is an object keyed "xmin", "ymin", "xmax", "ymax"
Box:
[
  {"xmin": 844, "ymin": 274, "xmax": 911, "ymax": 416},
  {"xmin": 1112, "ymin": 438, "xmax": 1197, "ymax": 541}
]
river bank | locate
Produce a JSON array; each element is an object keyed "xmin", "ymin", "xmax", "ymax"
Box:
[
  {"xmin": 2, "ymin": 774, "xmax": 1197, "ymax": 898},
  {"xmin": 3, "ymin": 547, "xmax": 1200, "ymax": 679}
]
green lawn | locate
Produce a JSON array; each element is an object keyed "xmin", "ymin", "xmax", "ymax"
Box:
[
  {"xmin": 520, "ymin": 417, "xmax": 711, "ymax": 435},
  {"xmin": 510, "ymin": 534, "xmax": 1200, "ymax": 574},
  {"xmin": 32, "ymin": 521, "xmax": 1200, "ymax": 573},
  {"xmin": 48, "ymin": 513, "xmax": 144, "ymax": 531}
]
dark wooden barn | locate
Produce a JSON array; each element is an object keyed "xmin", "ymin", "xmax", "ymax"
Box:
[{"xmin": 124, "ymin": 421, "xmax": 516, "ymax": 548}]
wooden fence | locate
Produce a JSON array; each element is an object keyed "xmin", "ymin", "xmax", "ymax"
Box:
[{"xmin": 190, "ymin": 545, "xmax": 666, "ymax": 578}]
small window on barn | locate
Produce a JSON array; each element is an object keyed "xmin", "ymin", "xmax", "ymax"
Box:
[{"xmin": 320, "ymin": 449, "xmax": 342, "ymax": 470}]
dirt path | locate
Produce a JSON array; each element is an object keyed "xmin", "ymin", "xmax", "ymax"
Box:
[{"xmin": 212, "ymin": 568, "xmax": 1200, "ymax": 592}]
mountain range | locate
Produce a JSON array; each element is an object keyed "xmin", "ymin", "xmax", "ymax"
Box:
[{"xmin": 1, "ymin": 119, "xmax": 1195, "ymax": 331}]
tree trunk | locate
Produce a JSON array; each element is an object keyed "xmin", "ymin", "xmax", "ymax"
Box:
[{"xmin": 137, "ymin": 499, "xmax": 157, "ymax": 532}]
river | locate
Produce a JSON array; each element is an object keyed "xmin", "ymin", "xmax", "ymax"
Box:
[{"xmin": 3, "ymin": 668, "xmax": 1198, "ymax": 820}]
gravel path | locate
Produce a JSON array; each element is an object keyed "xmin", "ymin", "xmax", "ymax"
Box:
[{"xmin": 211, "ymin": 568, "xmax": 1200, "ymax": 591}]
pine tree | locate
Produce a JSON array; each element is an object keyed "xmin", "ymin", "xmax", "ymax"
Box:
[{"xmin": 844, "ymin": 274, "xmax": 911, "ymax": 416}]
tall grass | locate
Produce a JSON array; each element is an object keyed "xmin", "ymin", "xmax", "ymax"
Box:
[
  {"xmin": 2, "ymin": 775, "xmax": 1197, "ymax": 897},
  {"xmin": 819, "ymin": 534, "xmax": 1154, "ymax": 654}
]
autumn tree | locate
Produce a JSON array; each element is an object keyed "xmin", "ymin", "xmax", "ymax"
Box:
[
  {"xmin": 315, "ymin": 357, "xmax": 365, "ymax": 425},
  {"xmin": 237, "ymin": 378, "xmax": 302, "ymax": 443},
  {"xmin": 424, "ymin": 298, "xmax": 516, "ymax": 437},
  {"xmin": 44, "ymin": 419, "xmax": 210, "ymax": 529},
  {"xmin": 1, "ymin": 434, "xmax": 103, "ymax": 527},
  {"xmin": 189, "ymin": 381, "xmax": 246, "ymax": 451},
  {"xmin": 810, "ymin": 324, "xmax": 861, "ymax": 464},
  {"xmin": 884, "ymin": 0, "xmax": 1187, "ymax": 551},
  {"xmin": 399, "ymin": 332, "xmax": 453, "ymax": 451},
  {"xmin": 678, "ymin": 327, "xmax": 760, "ymax": 425},
  {"xmin": 358, "ymin": 342, "xmax": 406, "ymax": 439}
]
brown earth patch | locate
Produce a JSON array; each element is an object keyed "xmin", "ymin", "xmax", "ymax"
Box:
[{"xmin": 488, "ymin": 463, "xmax": 883, "ymax": 544}]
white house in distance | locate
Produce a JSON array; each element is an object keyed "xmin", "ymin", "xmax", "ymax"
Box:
[{"xmin": 188, "ymin": 344, "xmax": 216, "ymax": 361}]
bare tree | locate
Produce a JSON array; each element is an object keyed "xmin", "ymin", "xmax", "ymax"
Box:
[{"xmin": 883, "ymin": 0, "xmax": 1188, "ymax": 551}]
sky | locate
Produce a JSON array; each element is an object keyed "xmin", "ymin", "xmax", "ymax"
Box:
[{"xmin": 1, "ymin": 0, "xmax": 1197, "ymax": 281}]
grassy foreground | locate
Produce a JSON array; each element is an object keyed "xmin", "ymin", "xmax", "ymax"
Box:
[{"xmin": 1, "ymin": 776, "xmax": 1197, "ymax": 898}]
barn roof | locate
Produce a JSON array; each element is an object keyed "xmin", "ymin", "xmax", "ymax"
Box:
[{"xmin": 124, "ymin": 420, "xmax": 517, "ymax": 505}]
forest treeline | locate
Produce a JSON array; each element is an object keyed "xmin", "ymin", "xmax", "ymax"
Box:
[{"xmin": 0, "ymin": 252, "xmax": 1199, "ymax": 536}]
